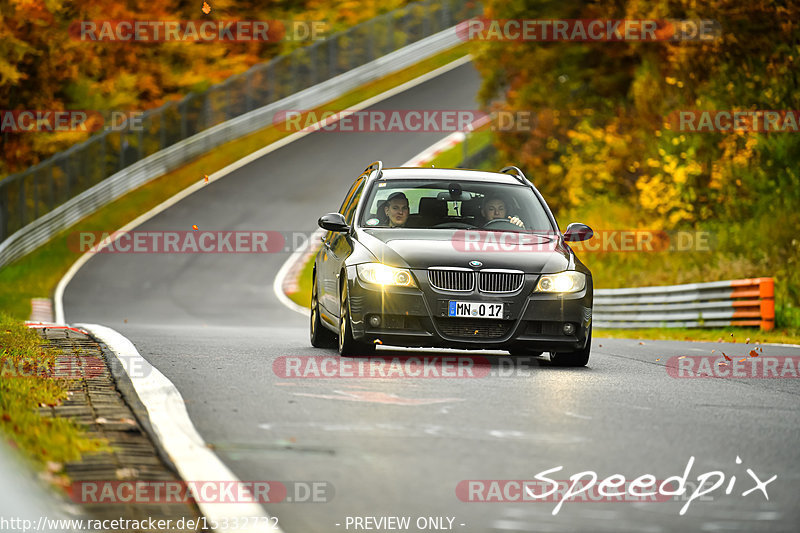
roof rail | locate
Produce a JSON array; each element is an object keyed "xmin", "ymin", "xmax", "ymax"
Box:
[
  {"xmin": 364, "ymin": 160, "xmax": 383, "ymax": 180},
  {"xmin": 499, "ymin": 166, "xmax": 529, "ymax": 185}
]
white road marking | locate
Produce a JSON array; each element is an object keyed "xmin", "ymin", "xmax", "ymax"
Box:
[
  {"xmin": 564, "ymin": 411, "xmax": 593, "ymax": 420},
  {"xmin": 78, "ymin": 323, "xmax": 282, "ymax": 533}
]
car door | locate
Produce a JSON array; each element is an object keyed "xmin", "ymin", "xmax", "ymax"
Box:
[{"xmin": 318, "ymin": 176, "xmax": 365, "ymax": 315}]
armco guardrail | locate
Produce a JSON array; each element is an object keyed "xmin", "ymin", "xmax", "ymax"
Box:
[
  {"xmin": 593, "ymin": 278, "xmax": 775, "ymax": 330},
  {"xmin": 0, "ymin": 1, "xmax": 478, "ymax": 269}
]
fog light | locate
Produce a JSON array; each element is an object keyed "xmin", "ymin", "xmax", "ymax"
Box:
[
  {"xmin": 563, "ymin": 323, "xmax": 575, "ymax": 335},
  {"xmin": 369, "ymin": 315, "xmax": 382, "ymax": 328}
]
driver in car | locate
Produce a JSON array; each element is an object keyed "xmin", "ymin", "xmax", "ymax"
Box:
[
  {"xmin": 481, "ymin": 196, "xmax": 524, "ymax": 228},
  {"xmin": 383, "ymin": 191, "xmax": 410, "ymax": 227}
]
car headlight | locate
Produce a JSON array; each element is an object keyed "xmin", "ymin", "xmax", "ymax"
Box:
[
  {"xmin": 535, "ymin": 271, "xmax": 586, "ymax": 293},
  {"xmin": 357, "ymin": 263, "xmax": 417, "ymax": 288}
]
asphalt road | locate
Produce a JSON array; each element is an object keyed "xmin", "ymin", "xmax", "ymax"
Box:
[{"xmin": 63, "ymin": 62, "xmax": 800, "ymax": 533}]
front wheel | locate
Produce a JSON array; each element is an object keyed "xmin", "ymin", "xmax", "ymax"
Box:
[
  {"xmin": 550, "ymin": 327, "xmax": 591, "ymax": 367},
  {"xmin": 338, "ymin": 282, "xmax": 375, "ymax": 357}
]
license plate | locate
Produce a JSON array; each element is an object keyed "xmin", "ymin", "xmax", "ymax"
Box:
[{"xmin": 448, "ymin": 301, "xmax": 504, "ymax": 319}]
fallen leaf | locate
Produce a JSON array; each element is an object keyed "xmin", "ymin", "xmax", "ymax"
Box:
[
  {"xmin": 745, "ymin": 337, "xmax": 750, "ymax": 344},
  {"xmin": 116, "ymin": 467, "xmax": 138, "ymax": 479},
  {"xmin": 718, "ymin": 361, "xmax": 727, "ymax": 366},
  {"xmin": 598, "ymin": 344, "xmax": 603, "ymax": 347},
  {"xmin": 678, "ymin": 355, "xmax": 686, "ymax": 359},
  {"xmin": 204, "ymin": 174, "xmax": 209, "ymax": 182},
  {"xmin": 201, "ymin": 1, "xmax": 211, "ymax": 14},
  {"xmin": 722, "ymin": 352, "xmax": 732, "ymax": 361},
  {"xmin": 192, "ymin": 224, "xmax": 198, "ymax": 230},
  {"xmin": 373, "ymin": 339, "xmax": 382, "ymax": 345},
  {"xmin": 655, "ymin": 358, "xmax": 661, "ymax": 361},
  {"xmin": 95, "ymin": 417, "xmax": 108, "ymax": 424},
  {"xmin": 711, "ymin": 349, "xmax": 715, "ymax": 353},
  {"xmin": 638, "ymin": 342, "xmax": 645, "ymax": 345},
  {"xmin": 739, "ymin": 358, "xmax": 747, "ymax": 362},
  {"xmin": 749, "ymin": 349, "xmax": 759, "ymax": 357}
]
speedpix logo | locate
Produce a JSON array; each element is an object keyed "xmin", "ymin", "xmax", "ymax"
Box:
[{"xmin": 457, "ymin": 456, "xmax": 776, "ymax": 516}]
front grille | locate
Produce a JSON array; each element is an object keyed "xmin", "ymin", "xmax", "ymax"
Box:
[
  {"xmin": 428, "ymin": 269, "xmax": 474, "ymax": 291},
  {"xmin": 435, "ymin": 318, "xmax": 512, "ymax": 338},
  {"xmin": 428, "ymin": 268, "xmax": 524, "ymax": 293},
  {"xmin": 478, "ymin": 270, "xmax": 524, "ymax": 293}
]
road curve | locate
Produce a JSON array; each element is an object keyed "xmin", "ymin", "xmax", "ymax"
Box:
[{"xmin": 63, "ymin": 62, "xmax": 800, "ymax": 533}]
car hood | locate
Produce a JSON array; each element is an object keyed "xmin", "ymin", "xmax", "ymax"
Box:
[{"xmin": 359, "ymin": 228, "xmax": 571, "ymax": 273}]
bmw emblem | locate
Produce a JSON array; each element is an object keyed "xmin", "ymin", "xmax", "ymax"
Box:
[{"xmin": 469, "ymin": 260, "xmax": 482, "ymax": 268}]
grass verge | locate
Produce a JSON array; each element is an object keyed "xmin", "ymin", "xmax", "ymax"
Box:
[
  {"xmin": 0, "ymin": 314, "xmax": 106, "ymax": 466},
  {"xmin": 287, "ymin": 252, "xmax": 317, "ymax": 309},
  {"xmin": 0, "ymin": 43, "xmax": 470, "ymax": 320}
]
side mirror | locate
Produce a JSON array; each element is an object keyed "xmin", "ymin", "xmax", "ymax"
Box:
[
  {"xmin": 563, "ymin": 222, "xmax": 593, "ymax": 242},
  {"xmin": 318, "ymin": 212, "xmax": 350, "ymax": 232}
]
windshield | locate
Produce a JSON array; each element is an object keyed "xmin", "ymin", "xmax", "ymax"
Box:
[{"xmin": 358, "ymin": 178, "xmax": 554, "ymax": 232}]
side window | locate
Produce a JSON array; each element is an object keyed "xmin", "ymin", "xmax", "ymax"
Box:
[
  {"xmin": 339, "ymin": 178, "xmax": 362, "ymax": 215},
  {"xmin": 343, "ymin": 179, "xmax": 365, "ymax": 225}
]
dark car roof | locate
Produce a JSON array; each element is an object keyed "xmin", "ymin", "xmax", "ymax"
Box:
[{"xmin": 375, "ymin": 167, "xmax": 529, "ymax": 186}]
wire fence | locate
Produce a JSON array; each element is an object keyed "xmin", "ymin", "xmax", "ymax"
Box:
[{"xmin": 0, "ymin": 0, "xmax": 479, "ymax": 244}]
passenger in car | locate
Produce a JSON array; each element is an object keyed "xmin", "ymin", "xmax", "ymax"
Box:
[
  {"xmin": 481, "ymin": 195, "xmax": 525, "ymax": 228},
  {"xmin": 383, "ymin": 192, "xmax": 410, "ymax": 227}
]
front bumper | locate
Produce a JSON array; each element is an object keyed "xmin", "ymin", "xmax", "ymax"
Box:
[{"xmin": 346, "ymin": 266, "xmax": 592, "ymax": 352}]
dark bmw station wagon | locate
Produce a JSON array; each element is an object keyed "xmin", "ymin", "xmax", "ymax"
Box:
[{"xmin": 310, "ymin": 161, "xmax": 594, "ymax": 366}]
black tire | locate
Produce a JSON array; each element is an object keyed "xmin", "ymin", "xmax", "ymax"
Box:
[
  {"xmin": 310, "ymin": 275, "xmax": 336, "ymax": 348},
  {"xmin": 550, "ymin": 326, "xmax": 591, "ymax": 367},
  {"xmin": 338, "ymin": 282, "xmax": 375, "ymax": 356}
]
